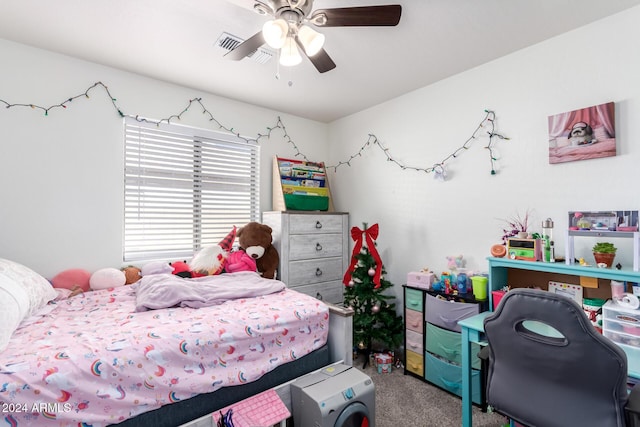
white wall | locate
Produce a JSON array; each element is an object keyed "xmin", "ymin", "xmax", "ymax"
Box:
[
  {"xmin": 328, "ymin": 6, "xmax": 640, "ymax": 301},
  {"xmin": 3, "ymin": 6, "xmax": 640, "ymax": 292},
  {"xmin": 0, "ymin": 39, "xmax": 329, "ymax": 277}
]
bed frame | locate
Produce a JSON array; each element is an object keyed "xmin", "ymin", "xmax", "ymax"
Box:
[{"xmin": 112, "ymin": 303, "xmax": 353, "ymax": 427}]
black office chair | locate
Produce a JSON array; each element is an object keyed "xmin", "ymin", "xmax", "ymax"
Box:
[{"xmin": 480, "ymin": 288, "xmax": 640, "ymax": 427}]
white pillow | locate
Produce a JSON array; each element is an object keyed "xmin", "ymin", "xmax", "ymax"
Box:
[
  {"xmin": 0, "ymin": 258, "xmax": 57, "ymax": 317},
  {"xmin": 0, "ymin": 287, "xmax": 25, "ymax": 352}
]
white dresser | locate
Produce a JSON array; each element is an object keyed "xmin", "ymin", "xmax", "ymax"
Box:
[{"xmin": 262, "ymin": 211, "xmax": 349, "ymax": 305}]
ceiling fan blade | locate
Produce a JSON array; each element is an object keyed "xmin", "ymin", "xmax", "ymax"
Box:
[
  {"xmin": 224, "ymin": 31, "xmax": 266, "ymax": 60},
  {"xmin": 295, "ymin": 37, "xmax": 336, "ymax": 73},
  {"xmin": 310, "ymin": 5, "xmax": 402, "ymax": 27},
  {"xmin": 307, "ymin": 48, "xmax": 336, "ymax": 73}
]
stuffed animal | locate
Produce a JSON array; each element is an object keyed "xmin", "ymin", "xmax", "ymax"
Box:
[
  {"xmin": 170, "ymin": 260, "xmax": 193, "ymax": 278},
  {"xmin": 190, "ymin": 226, "xmax": 237, "ymax": 276},
  {"xmin": 224, "ymin": 249, "xmax": 257, "ymax": 274},
  {"xmin": 236, "ymin": 222, "xmax": 279, "ymax": 279},
  {"xmin": 446, "ymin": 255, "xmax": 465, "ymax": 271},
  {"xmin": 121, "ymin": 265, "xmax": 142, "ymax": 284}
]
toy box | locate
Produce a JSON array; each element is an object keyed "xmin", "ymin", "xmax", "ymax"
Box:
[{"xmin": 407, "ymin": 271, "xmax": 435, "ymax": 289}]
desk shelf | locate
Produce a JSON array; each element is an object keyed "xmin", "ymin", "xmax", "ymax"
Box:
[
  {"xmin": 487, "ymin": 257, "xmax": 640, "ymax": 310},
  {"xmin": 565, "ymin": 230, "xmax": 640, "ymax": 271}
]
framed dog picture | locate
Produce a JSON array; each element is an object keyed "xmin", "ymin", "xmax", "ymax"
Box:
[{"xmin": 547, "ymin": 101, "xmax": 616, "ymax": 164}]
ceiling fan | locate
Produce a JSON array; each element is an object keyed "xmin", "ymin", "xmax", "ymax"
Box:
[{"xmin": 225, "ymin": 0, "xmax": 402, "ymax": 73}]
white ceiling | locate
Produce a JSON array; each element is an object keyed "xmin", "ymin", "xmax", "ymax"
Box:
[{"xmin": 1, "ymin": 0, "xmax": 639, "ymax": 123}]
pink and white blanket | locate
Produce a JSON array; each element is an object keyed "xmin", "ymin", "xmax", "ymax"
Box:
[{"xmin": 0, "ymin": 274, "xmax": 329, "ymax": 426}]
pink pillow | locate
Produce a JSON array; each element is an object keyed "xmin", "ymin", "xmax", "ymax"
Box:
[
  {"xmin": 51, "ymin": 268, "xmax": 92, "ymax": 292},
  {"xmin": 90, "ymin": 268, "xmax": 126, "ymax": 290}
]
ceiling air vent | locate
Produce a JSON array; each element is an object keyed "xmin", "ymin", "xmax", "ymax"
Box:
[{"xmin": 215, "ymin": 32, "xmax": 274, "ymax": 65}]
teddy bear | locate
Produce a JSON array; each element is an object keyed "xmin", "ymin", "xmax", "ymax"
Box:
[{"xmin": 236, "ymin": 221, "xmax": 279, "ymax": 279}]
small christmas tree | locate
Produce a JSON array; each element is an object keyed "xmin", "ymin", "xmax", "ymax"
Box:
[{"xmin": 343, "ymin": 223, "xmax": 404, "ymax": 366}]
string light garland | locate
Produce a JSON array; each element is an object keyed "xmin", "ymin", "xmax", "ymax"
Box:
[
  {"xmin": 1, "ymin": 81, "xmax": 123, "ymax": 117},
  {"xmin": 328, "ymin": 109, "xmax": 509, "ymax": 177},
  {"xmin": 1, "ymin": 81, "xmax": 509, "ymax": 177}
]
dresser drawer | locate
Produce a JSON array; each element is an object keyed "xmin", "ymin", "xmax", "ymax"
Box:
[
  {"xmin": 405, "ymin": 288, "xmax": 424, "ymax": 312},
  {"xmin": 289, "ymin": 280, "xmax": 344, "ymax": 304},
  {"xmin": 405, "ymin": 329, "xmax": 424, "ymax": 354},
  {"xmin": 405, "ymin": 350, "xmax": 424, "ymax": 376},
  {"xmin": 288, "ymin": 257, "xmax": 343, "ymax": 285},
  {"xmin": 425, "ymin": 293, "xmax": 480, "ymax": 332},
  {"xmin": 425, "ymin": 352, "xmax": 483, "ymax": 405},
  {"xmin": 426, "ymin": 322, "xmax": 481, "ymax": 369},
  {"xmin": 289, "ymin": 214, "xmax": 345, "ymax": 234},
  {"xmin": 405, "ymin": 309, "xmax": 424, "ymax": 334},
  {"xmin": 289, "ymin": 233, "xmax": 344, "ymax": 260}
]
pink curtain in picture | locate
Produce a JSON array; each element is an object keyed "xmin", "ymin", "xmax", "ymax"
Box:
[{"xmin": 548, "ymin": 102, "xmax": 614, "ymax": 139}]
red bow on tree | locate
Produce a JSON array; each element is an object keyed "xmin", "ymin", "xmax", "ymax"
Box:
[{"xmin": 343, "ymin": 223, "xmax": 382, "ymax": 289}]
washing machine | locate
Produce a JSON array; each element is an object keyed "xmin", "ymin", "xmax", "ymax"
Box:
[{"xmin": 291, "ymin": 364, "xmax": 375, "ymax": 427}]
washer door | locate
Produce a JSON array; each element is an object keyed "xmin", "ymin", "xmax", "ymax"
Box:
[{"xmin": 334, "ymin": 401, "xmax": 370, "ymax": 427}]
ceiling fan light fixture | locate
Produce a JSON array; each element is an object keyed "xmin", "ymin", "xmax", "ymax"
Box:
[
  {"xmin": 279, "ymin": 36, "xmax": 302, "ymax": 66},
  {"xmin": 262, "ymin": 18, "xmax": 288, "ymax": 49},
  {"xmin": 297, "ymin": 24, "xmax": 325, "ymax": 56}
]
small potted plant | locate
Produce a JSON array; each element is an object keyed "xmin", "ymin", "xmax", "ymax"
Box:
[
  {"xmin": 499, "ymin": 209, "xmax": 531, "ymax": 244},
  {"xmin": 592, "ymin": 242, "xmax": 617, "ymax": 267}
]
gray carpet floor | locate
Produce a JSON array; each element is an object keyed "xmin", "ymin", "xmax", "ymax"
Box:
[{"xmin": 355, "ymin": 359, "xmax": 507, "ymax": 427}]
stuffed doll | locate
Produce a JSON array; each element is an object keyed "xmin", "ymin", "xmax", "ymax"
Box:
[
  {"xmin": 224, "ymin": 249, "xmax": 257, "ymax": 274},
  {"xmin": 236, "ymin": 222, "xmax": 279, "ymax": 279},
  {"xmin": 190, "ymin": 226, "xmax": 237, "ymax": 275},
  {"xmin": 121, "ymin": 265, "xmax": 142, "ymax": 284}
]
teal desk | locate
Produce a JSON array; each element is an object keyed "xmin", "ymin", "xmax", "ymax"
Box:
[
  {"xmin": 459, "ymin": 312, "xmax": 490, "ymax": 427},
  {"xmin": 460, "ymin": 257, "xmax": 640, "ymax": 427}
]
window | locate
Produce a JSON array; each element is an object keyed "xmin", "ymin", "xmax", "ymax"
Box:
[{"xmin": 123, "ymin": 117, "xmax": 260, "ymax": 262}]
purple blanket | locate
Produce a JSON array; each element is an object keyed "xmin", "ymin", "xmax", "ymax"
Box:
[{"xmin": 133, "ymin": 271, "xmax": 286, "ymax": 311}]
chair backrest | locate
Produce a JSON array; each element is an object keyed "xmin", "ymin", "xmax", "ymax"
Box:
[{"xmin": 483, "ymin": 288, "xmax": 629, "ymax": 427}]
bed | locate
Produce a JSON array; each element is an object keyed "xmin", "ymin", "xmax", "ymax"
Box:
[{"xmin": 0, "ymin": 260, "xmax": 344, "ymax": 427}]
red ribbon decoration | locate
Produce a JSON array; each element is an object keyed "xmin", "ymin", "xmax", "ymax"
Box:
[{"xmin": 343, "ymin": 223, "xmax": 382, "ymax": 289}]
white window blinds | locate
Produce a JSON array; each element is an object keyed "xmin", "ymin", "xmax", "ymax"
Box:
[{"xmin": 123, "ymin": 117, "xmax": 260, "ymax": 262}]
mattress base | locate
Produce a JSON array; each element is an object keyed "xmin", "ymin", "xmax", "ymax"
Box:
[{"xmin": 111, "ymin": 344, "xmax": 330, "ymax": 427}]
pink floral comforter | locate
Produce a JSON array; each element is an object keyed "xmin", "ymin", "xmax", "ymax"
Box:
[{"xmin": 0, "ymin": 279, "xmax": 329, "ymax": 426}]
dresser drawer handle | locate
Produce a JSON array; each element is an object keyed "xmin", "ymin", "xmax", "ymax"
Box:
[
  {"xmin": 315, "ymin": 268, "xmax": 323, "ymax": 276},
  {"xmin": 315, "ymin": 242, "xmax": 323, "ymax": 251},
  {"xmin": 315, "ymin": 220, "xmax": 322, "ymax": 229},
  {"xmin": 316, "ymin": 292, "xmax": 323, "ymax": 300}
]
